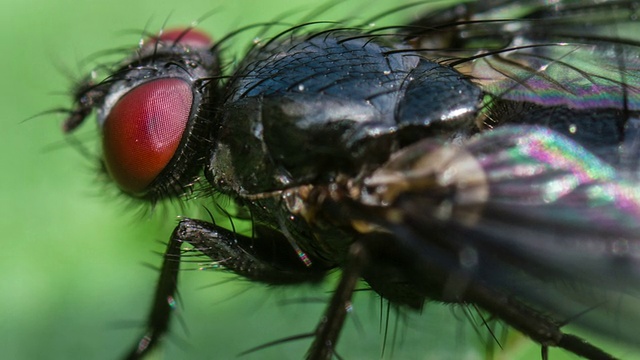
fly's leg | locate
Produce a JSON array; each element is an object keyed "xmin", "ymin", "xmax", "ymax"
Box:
[
  {"xmin": 125, "ymin": 226, "xmax": 182, "ymax": 360},
  {"xmin": 125, "ymin": 218, "xmax": 328, "ymax": 360},
  {"xmin": 305, "ymin": 225, "xmax": 617, "ymax": 360},
  {"xmin": 305, "ymin": 233, "xmax": 426, "ymax": 360},
  {"xmin": 462, "ymin": 283, "xmax": 618, "ymax": 360},
  {"xmin": 306, "ymin": 240, "xmax": 367, "ymax": 360},
  {"xmin": 301, "ymin": 212, "xmax": 440, "ymax": 360}
]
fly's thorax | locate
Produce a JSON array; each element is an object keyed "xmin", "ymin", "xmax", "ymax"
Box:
[{"xmin": 207, "ymin": 30, "xmax": 482, "ymax": 195}]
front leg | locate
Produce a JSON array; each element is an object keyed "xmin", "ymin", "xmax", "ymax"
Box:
[{"xmin": 125, "ymin": 218, "xmax": 328, "ymax": 360}]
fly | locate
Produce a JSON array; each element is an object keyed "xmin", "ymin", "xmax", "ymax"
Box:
[{"xmin": 59, "ymin": 1, "xmax": 640, "ymax": 359}]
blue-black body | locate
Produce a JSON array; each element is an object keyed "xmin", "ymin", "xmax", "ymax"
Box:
[{"xmin": 210, "ymin": 33, "xmax": 481, "ymax": 195}]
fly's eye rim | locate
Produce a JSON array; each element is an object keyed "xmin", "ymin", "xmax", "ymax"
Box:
[
  {"xmin": 101, "ymin": 78, "xmax": 194, "ymax": 195},
  {"xmin": 102, "ymin": 76, "xmax": 214, "ymax": 202},
  {"xmin": 97, "ymin": 61, "xmax": 220, "ymax": 201}
]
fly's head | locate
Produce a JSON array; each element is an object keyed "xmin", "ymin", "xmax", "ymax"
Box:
[{"xmin": 62, "ymin": 28, "xmax": 220, "ymax": 202}]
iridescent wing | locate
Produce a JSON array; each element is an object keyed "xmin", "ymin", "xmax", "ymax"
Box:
[
  {"xmin": 345, "ymin": 124, "xmax": 640, "ymax": 350},
  {"xmin": 408, "ymin": 0, "xmax": 640, "ymax": 111}
]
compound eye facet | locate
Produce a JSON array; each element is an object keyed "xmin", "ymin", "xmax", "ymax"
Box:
[{"xmin": 102, "ymin": 78, "xmax": 193, "ymax": 195}]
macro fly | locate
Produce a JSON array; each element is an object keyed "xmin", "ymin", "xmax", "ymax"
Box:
[{"xmin": 59, "ymin": 0, "xmax": 640, "ymax": 359}]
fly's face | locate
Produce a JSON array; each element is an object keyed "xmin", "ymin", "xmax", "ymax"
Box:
[{"xmin": 64, "ymin": 28, "xmax": 219, "ymax": 201}]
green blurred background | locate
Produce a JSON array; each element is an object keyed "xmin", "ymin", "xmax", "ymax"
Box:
[{"xmin": 0, "ymin": 0, "xmax": 615, "ymax": 359}]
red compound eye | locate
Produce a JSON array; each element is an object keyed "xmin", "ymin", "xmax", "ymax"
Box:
[
  {"xmin": 152, "ymin": 28, "xmax": 212, "ymax": 48},
  {"xmin": 102, "ymin": 78, "xmax": 193, "ymax": 195}
]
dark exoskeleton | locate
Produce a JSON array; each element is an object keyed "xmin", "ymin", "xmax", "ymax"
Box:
[{"xmin": 61, "ymin": 1, "xmax": 640, "ymax": 359}]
